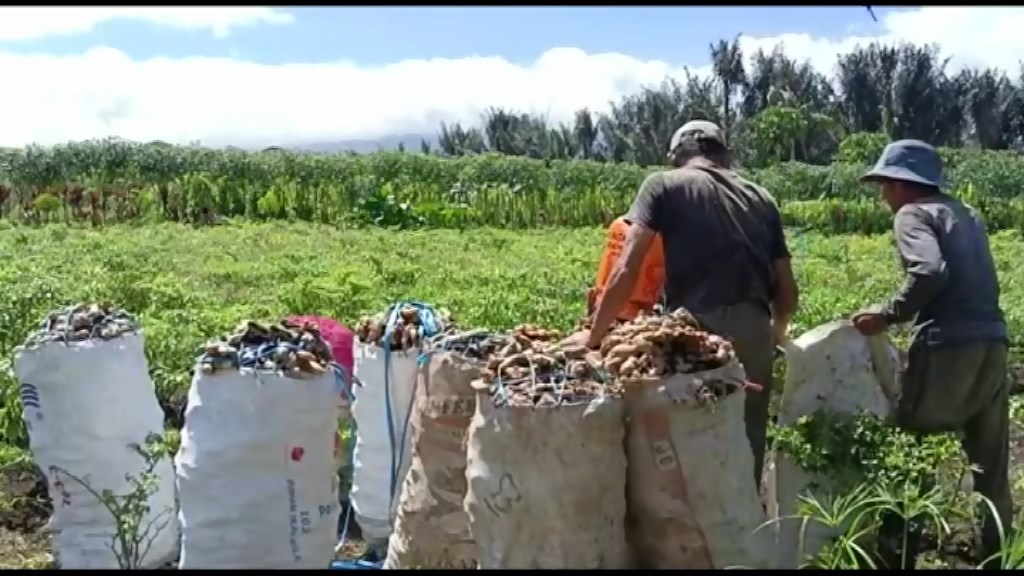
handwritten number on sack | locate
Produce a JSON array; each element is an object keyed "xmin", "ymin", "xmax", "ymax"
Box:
[
  {"xmin": 651, "ymin": 439, "xmax": 677, "ymax": 471},
  {"xmin": 483, "ymin": 472, "xmax": 522, "ymax": 518}
]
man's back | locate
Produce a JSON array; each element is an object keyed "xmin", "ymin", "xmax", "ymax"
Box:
[
  {"xmin": 632, "ymin": 162, "xmax": 787, "ymax": 315},
  {"xmin": 896, "ymin": 195, "xmax": 1006, "ymax": 343}
]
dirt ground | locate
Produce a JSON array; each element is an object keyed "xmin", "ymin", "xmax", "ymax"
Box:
[
  {"xmin": 0, "ymin": 461, "xmax": 53, "ymax": 569},
  {"xmin": 4, "ymin": 364, "xmax": 1024, "ymax": 569}
]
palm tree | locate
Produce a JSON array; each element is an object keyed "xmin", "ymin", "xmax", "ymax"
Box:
[{"xmin": 710, "ymin": 36, "xmax": 747, "ymax": 143}]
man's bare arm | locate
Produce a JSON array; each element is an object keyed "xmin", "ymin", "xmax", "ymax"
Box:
[
  {"xmin": 586, "ymin": 223, "xmax": 656, "ymax": 348},
  {"xmin": 764, "ymin": 197, "xmax": 797, "ymax": 343},
  {"xmin": 771, "ymin": 257, "xmax": 798, "ymax": 342}
]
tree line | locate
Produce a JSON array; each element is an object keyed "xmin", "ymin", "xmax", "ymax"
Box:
[{"xmin": 417, "ymin": 39, "xmax": 1024, "ymax": 168}]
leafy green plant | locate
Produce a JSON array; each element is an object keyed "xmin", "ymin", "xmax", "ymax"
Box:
[
  {"xmin": 764, "ymin": 480, "xmax": 961, "ymax": 569},
  {"xmin": 769, "ymin": 410, "xmax": 961, "ymax": 493},
  {"xmin": 2, "ymin": 139, "xmax": 1024, "ymax": 232},
  {"xmin": 49, "ymin": 433, "xmax": 174, "ymax": 569}
]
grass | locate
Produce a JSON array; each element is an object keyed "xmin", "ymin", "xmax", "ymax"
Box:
[{"xmin": 3, "ymin": 220, "xmax": 1024, "ymax": 568}]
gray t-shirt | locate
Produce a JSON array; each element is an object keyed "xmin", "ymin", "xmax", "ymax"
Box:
[
  {"xmin": 882, "ymin": 194, "xmax": 1006, "ymax": 345},
  {"xmin": 626, "ymin": 159, "xmax": 789, "ymax": 315}
]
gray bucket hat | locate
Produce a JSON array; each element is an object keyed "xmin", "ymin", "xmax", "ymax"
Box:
[{"xmin": 860, "ymin": 139, "xmax": 947, "ymax": 189}]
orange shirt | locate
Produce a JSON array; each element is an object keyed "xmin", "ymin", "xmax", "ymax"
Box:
[{"xmin": 592, "ymin": 217, "xmax": 666, "ymax": 320}]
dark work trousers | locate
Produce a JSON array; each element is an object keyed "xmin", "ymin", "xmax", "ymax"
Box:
[
  {"xmin": 879, "ymin": 340, "xmax": 1012, "ymax": 569},
  {"xmin": 695, "ymin": 302, "xmax": 775, "ymax": 489}
]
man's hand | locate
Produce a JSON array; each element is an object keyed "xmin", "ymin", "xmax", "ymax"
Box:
[
  {"xmin": 559, "ymin": 329, "xmax": 591, "ymax": 349},
  {"xmin": 851, "ymin": 311, "xmax": 888, "ymax": 336}
]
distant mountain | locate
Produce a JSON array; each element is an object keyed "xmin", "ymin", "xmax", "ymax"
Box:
[
  {"xmin": 289, "ymin": 133, "xmax": 435, "ymax": 154},
  {"xmin": 0, "ymin": 134, "xmax": 439, "ymax": 155}
]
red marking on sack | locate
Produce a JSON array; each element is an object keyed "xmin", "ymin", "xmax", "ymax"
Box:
[
  {"xmin": 290, "ymin": 446, "xmax": 305, "ymax": 462},
  {"xmin": 642, "ymin": 409, "xmax": 713, "ymax": 568}
]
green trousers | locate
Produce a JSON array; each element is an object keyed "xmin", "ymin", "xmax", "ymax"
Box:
[
  {"xmin": 887, "ymin": 340, "xmax": 1013, "ymax": 567},
  {"xmin": 695, "ymin": 302, "xmax": 774, "ymax": 487}
]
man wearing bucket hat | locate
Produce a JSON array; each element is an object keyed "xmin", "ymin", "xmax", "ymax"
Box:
[
  {"xmin": 850, "ymin": 139, "xmax": 1011, "ymax": 566},
  {"xmin": 585, "ymin": 120, "xmax": 800, "ymax": 488}
]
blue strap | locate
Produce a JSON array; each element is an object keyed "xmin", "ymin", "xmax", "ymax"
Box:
[
  {"xmin": 330, "ymin": 559, "xmax": 382, "ymax": 570},
  {"xmin": 380, "ymin": 301, "xmax": 444, "ymax": 512},
  {"xmin": 332, "ymin": 301, "xmax": 443, "ymax": 565},
  {"xmin": 330, "ymin": 362, "xmax": 353, "ymax": 400}
]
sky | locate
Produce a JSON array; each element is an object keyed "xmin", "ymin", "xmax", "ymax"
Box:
[{"xmin": 1, "ymin": 6, "xmax": 1023, "ymax": 148}]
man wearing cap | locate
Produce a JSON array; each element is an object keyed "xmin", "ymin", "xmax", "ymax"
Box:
[
  {"xmin": 585, "ymin": 120, "xmax": 800, "ymax": 488},
  {"xmin": 851, "ymin": 139, "xmax": 1011, "ymax": 566}
]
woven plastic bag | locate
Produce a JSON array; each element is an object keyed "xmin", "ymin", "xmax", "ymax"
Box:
[
  {"xmin": 350, "ymin": 334, "xmax": 421, "ymax": 546},
  {"xmin": 464, "ymin": 381, "xmax": 629, "ymax": 569},
  {"xmin": 384, "ymin": 344, "xmax": 480, "ymax": 569},
  {"xmin": 176, "ymin": 365, "xmax": 342, "ymax": 568},
  {"xmin": 14, "ymin": 329, "xmax": 179, "ymax": 569},
  {"xmin": 624, "ymin": 360, "xmax": 774, "ymax": 569},
  {"xmin": 350, "ymin": 301, "xmax": 446, "ymax": 545},
  {"xmin": 773, "ymin": 321, "xmax": 899, "ymax": 568}
]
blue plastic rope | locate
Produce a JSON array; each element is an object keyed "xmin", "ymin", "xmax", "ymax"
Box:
[
  {"xmin": 380, "ymin": 301, "xmax": 444, "ymax": 515},
  {"xmin": 195, "ymin": 340, "xmax": 311, "ymax": 371},
  {"xmin": 333, "ymin": 302, "xmax": 445, "ymax": 568},
  {"xmin": 334, "ymin": 365, "xmax": 362, "ymax": 565}
]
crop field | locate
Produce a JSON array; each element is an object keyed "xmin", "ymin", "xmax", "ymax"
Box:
[
  {"xmin": 11, "ymin": 30, "xmax": 1024, "ymax": 568},
  {"xmin": 1, "ymin": 221, "xmax": 1024, "ymax": 568},
  {"xmin": 6, "ymin": 140, "xmax": 1024, "ymax": 235}
]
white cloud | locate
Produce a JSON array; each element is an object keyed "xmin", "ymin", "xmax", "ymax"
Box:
[
  {"xmin": 0, "ymin": 7, "xmax": 1023, "ymax": 147},
  {"xmin": 736, "ymin": 7, "xmax": 1024, "ymax": 77},
  {"xmin": 0, "ymin": 7, "xmax": 293, "ymax": 41}
]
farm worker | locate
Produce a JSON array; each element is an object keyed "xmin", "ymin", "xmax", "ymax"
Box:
[
  {"xmin": 587, "ymin": 215, "xmax": 666, "ymax": 320},
  {"xmin": 583, "ymin": 119, "xmax": 799, "ymax": 487},
  {"xmin": 850, "ymin": 140, "xmax": 1011, "ymax": 566}
]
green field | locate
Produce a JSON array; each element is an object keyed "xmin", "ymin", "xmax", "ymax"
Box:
[
  {"xmin": 3, "ymin": 220, "xmax": 1024, "ymax": 449},
  {"xmin": 0, "ymin": 224, "xmax": 953, "ymax": 439},
  {"xmin": 7, "ymin": 141, "xmax": 1024, "ymax": 235},
  {"xmin": 2, "ymin": 220, "xmax": 1024, "ymax": 568},
  {"xmin": 10, "ymin": 30, "xmax": 1024, "ymax": 568}
]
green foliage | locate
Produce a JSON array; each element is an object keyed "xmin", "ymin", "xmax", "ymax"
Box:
[
  {"xmin": 835, "ymin": 132, "xmax": 890, "ymax": 165},
  {"xmin": 3, "ymin": 139, "xmax": 1024, "ymax": 233},
  {"xmin": 767, "ymin": 482, "xmax": 963, "ymax": 569},
  {"xmin": 48, "ymin": 433, "xmax": 174, "ymax": 569},
  {"xmin": 769, "ymin": 410, "xmax": 961, "ymax": 493},
  {"xmin": 0, "ymin": 223, "xmax": 1023, "ymax": 451},
  {"xmin": 766, "ymin": 410, "xmax": 1010, "ymax": 569}
]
